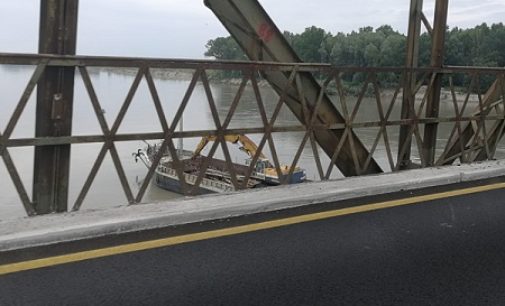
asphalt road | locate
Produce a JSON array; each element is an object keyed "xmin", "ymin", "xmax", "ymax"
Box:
[{"xmin": 2, "ymin": 186, "xmax": 505, "ymax": 305}]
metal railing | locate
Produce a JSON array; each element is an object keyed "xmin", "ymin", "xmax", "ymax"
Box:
[{"xmin": 1, "ymin": 52, "xmax": 505, "ymax": 216}]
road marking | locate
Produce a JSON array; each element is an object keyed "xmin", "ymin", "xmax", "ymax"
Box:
[{"xmin": 1, "ymin": 181, "xmax": 505, "ymax": 276}]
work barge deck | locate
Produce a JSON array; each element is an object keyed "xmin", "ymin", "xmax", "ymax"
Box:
[{"xmin": 143, "ymin": 142, "xmax": 306, "ymax": 195}]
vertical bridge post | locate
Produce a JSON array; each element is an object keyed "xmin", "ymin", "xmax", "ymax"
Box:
[
  {"xmin": 398, "ymin": 0, "xmax": 423, "ymax": 169},
  {"xmin": 34, "ymin": 0, "xmax": 79, "ymax": 214},
  {"xmin": 422, "ymin": 0, "xmax": 448, "ymax": 166}
]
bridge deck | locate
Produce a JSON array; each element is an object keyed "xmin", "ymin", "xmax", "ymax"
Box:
[
  {"xmin": 1, "ymin": 161, "xmax": 505, "ymax": 304},
  {"xmin": 2, "ymin": 183, "xmax": 505, "ymax": 305}
]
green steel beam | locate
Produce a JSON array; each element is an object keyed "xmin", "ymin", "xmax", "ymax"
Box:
[
  {"xmin": 33, "ymin": 0, "xmax": 79, "ymax": 214},
  {"xmin": 204, "ymin": 0, "xmax": 382, "ymax": 176},
  {"xmin": 397, "ymin": 0, "xmax": 423, "ymax": 169}
]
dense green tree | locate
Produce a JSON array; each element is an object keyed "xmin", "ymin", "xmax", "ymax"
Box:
[
  {"xmin": 291, "ymin": 26, "xmax": 328, "ymax": 62},
  {"xmin": 376, "ymin": 25, "xmax": 396, "ymax": 37},
  {"xmin": 204, "ymin": 36, "xmax": 245, "ymax": 60},
  {"xmin": 364, "ymin": 43, "xmax": 380, "ymax": 66},
  {"xmin": 489, "ymin": 23, "xmax": 505, "ymax": 66},
  {"xmin": 330, "ymin": 33, "xmax": 351, "ymax": 66},
  {"xmin": 204, "ymin": 23, "xmax": 505, "ymax": 86},
  {"xmin": 204, "ymin": 36, "xmax": 245, "ymax": 78},
  {"xmin": 380, "ymin": 34, "xmax": 406, "ymax": 66},
  {"xmin": 283, "ymin": 30, "xmax": 295, "ymax": 45}
]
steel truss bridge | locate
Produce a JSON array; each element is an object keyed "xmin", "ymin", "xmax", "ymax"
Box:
[{"xmin": 1, "ymin": 0, "xmax": 504, "ymax": 216}]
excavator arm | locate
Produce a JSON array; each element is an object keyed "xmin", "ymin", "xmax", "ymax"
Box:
[
  {"xmin": 193, "ymin": 134, "xmax": 267, "ymax": 160},
  {"xmin": 193, "ymin": 137, "xmax": 212, "ymax": 157},
  {"xmin": 234, "ymin": 135, "xmax": 267, "ymax": 159}
]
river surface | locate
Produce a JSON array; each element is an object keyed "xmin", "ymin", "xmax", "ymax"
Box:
[{"xmin": 0, "ymin": 65, "xmax": 501, "ymax": 220}]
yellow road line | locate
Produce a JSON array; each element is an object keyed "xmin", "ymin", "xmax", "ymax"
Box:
[{"xmin": 1, "ymin": 181, "xmax": 505, "ymax": 276}]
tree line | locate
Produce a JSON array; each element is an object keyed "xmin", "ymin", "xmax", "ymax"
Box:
[{"xmin": 204, "ymin": 23, "xmax": 505, "ymax": 87}]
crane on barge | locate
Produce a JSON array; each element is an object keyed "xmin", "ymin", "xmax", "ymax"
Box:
[
  {"xmin": 193, "ymin": 134, "xmax": 268, "ymax": 160},
  {"xmin": 191, "ymin": 134, "xmax": 305, "ymax": 184}
]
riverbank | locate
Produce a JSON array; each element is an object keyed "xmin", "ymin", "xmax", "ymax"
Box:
[
  {"xmin": 86, "ymin": 67, "xmax": 483, "ymax": 108},
  {"xmin": 87, "ymin": 67, "xmax": 195, "ymax": 80}
]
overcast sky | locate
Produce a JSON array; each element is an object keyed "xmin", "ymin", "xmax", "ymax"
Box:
[{"xmin": 1, "ymin": 0, "xmax": 504, "ymax": 59}]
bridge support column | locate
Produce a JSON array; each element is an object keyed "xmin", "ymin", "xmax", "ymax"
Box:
[
  {"xmin": 398, "ymin": 0, "xmax": 423, "ymax": 169},
  {"xmin": 33, "ymin": 0, "xmax": 79, "ymax": 214},
  {"xmin": 422, "ymin": 0, "xmax": 448, "ymax": 166}
]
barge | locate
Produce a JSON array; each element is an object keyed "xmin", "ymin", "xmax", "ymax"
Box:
[{"xmin": 136, "ymin": 135, "xmax": 306, "ymax": 195}]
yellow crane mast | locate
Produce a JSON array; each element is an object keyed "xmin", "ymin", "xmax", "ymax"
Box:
[{"xmin": 192, "ymin": 134, "xmax": 267, "ymax": 160}]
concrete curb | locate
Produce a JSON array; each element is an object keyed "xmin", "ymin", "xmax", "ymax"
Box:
[{"xmin": 1, "ymin": 160, "xmax": 505, "ymax": 252}]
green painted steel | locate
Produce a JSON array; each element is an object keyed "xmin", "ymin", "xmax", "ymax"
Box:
[{"xmin": 204, "ymin": 0, "xmax": 382, "ymax": 176}]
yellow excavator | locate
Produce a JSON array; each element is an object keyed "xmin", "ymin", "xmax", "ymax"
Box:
[
  {"xmin": 192, "ymin": 134, "xmax": 306, "ymax": 184},
  {"xmin": 193, "ymin": 134, "xmax": 267, "ymax": 160}
]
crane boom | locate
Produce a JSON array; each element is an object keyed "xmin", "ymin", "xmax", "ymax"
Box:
[{"xmin": 193, "ymin": 134, "xmax": 267, "ymax": 160}]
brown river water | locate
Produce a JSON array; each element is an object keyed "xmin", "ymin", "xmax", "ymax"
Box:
[{"xmin": 1, "ymin": 65, "xmax": 501, "ymax": 220}]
